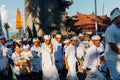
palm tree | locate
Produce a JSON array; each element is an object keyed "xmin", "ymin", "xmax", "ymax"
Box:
[{"xmin": 4, "ymin": 22, "xmax": 10, "ymax": 39}]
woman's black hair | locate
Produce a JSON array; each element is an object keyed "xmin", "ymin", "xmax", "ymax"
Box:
[{"xmin": 13, "ymin": 42, "xmax": 21, "ymax": 49}]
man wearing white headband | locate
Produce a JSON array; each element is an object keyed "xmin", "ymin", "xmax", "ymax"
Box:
[
  {"xmin": 63, "ymin": 39, "xmax": 70, "ymax": 74},
  {"xmin": 82, "ymin": 35, "xmax": 105, "ymax": 80},
  {"xmin": 76, "ymin": 33, "xmax": 87, "ymax": 72},
  {"xmin": 63, "ymin": 39, "xmax": 70, "ymax": 56},
  {"xmin": 65, "ymin": 36, "xmax": 78, "ymax": 80},
  {"xmin": 41, "ymin": 35, "xmax": 59, "ymax": 80},
  {"xmin": 31, "ymin": 37, "xmax": 42, "ymax": 80},
  {"xmin": 105, "ymin": 7, "xmax": 120, "ymax": 80},
  {"xmin": 52, "ymin": 33, "xmax": 64, "ymax": 79}
]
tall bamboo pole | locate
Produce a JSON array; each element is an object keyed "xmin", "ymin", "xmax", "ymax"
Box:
[{"xmin": 94, "ymin": 0, "xmax": 98, "ymax": 34}]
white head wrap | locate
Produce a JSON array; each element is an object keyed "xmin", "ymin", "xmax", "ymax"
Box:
[
  {"xmin": 71, "ymin": 36, "xmax": 78, "ymax": 40},
  {"xmin": 23, "ymin": 44, "xmax": 30, "ymax": 49},
  {"xmin": 63, "ymin": 39, "xmax": 70, "ymax": 43},
  {"xmin": 92, "ymin": 35, "xmax": 101, "ymax": 40},
  {"xmin": 78, "ymin": 33, "xmax": 84, "ymax": 37},
  {"xmin": 56, "ymin": 34, "xmax": 61, "ymax": 38},
  {"xmin": 44, "ymin": 35, "xmax": 51, "ymax": 40},
  {"xmin": 110, "ymin": 7, "xmax": 120, "ymax": 21},
  {"xmin": 33, "ymin": 38, "xmax": 39, "ymax": 42}
]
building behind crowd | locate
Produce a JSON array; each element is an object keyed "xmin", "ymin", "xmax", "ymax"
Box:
[
  {"xmin": 73, "ymin": 12, "xmax": 111, "ymax": 34},
  {"xmin": 25, "ymin": 0, "xmax": 73, "ymax": 37}
]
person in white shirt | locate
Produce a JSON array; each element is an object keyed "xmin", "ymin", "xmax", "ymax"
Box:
[
  {"xmin": 41, "ymin": 35, "xmax": 59, "ymax": 80},
  {"xmin": 63, "ymin": 38, "xmax": 70, "ymax": 53},
  {"xmin": 0, "ymin": 35, "xmax": 8, "ymax": 73},
  {"xmin": 63, "ymin": 39, "xmax": 70, "ymax": 70},
  {"xmin": 0, "ymin": 35, "xmax": 8, "ymax": 57},
  {"xmin": 99, "ymin": 34, "xmax": 110, "ymax": 79},
  {"xmin": 11, "ymin": 43, "xmax": 25, "ymax": 79},
  {"xmin": 22, "ymin": 44, "xmax": 32, "ymax": 60},
  {"xmin": 88, "ymin": 34, "xmax": 93, "ymax": 48},
  {"xmin": 52, "ymin": 33, "xmax": 65, "ymax": 79},
  {"xmin": 5, "ymin": 40, "xmax": 14, "ymax": 58},
  {"xmin": 52, "ymin": 34, "xmax": 64, "ymax": 70},
  {"xmin": 82, "ymin": 35, "xmax": 105, "ymax": 80},
  {"xmin": 76, "ymin": 33, "xmax": 86, "ymax": 59},
  {"xmin": 105, "ymin": 7, "xmax": 120, "ymax": 80},
  {"xmin": 76, "ymin": 33, "xmax": 87, "ymax": 72},
  {"xmin": 15, "ymin": 38, "xmax": 23, "ymax": 51},
  {"xmin": 65, "ymin": 36, "xmax": 78, "ymax": 80},
  {"xmin": 31, "ymin": 37, "xmax": 42, "ymax": 80},
  {"xmin": 21, "ymin": 44, "xmax": 33, "ymax": 73},
  {"xmin": 99, "ymin": 34, "xmax": 106, "ymax": 65},
  {"xmin": 51, "ymin": 33, "xmax": 56, "ymax": 44}
]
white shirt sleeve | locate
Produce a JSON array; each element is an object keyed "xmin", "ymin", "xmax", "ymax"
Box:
[
  {"xmin": 65, "ymin": 47, "xmax": 69, "ymax": 57},
  {"xmin": 11, "ymin": 53, "xmax": 18, "ymax": 64}
]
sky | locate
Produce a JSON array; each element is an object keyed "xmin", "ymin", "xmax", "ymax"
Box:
[
  {"xmin": 0, "ymin": 0, "xmax": 24, "ymax": 36},
  {"xmin": 0, "ymin": 0, "xmax": 120, "ymax": 36},
  {"xmin": 67, "ymin": 0, "xmax": 120, "ymax": 16}
]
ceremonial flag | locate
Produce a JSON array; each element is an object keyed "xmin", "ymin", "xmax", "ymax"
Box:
[{"xmin": 16, "ymin": 8, "xmax": 23, "ymax": 29}]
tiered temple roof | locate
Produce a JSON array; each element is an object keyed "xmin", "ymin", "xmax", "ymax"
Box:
[{"xmin": 73, "ymin": 12, "xmax": 111, "ymax": 32}]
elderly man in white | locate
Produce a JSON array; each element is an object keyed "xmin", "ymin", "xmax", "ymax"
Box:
[
  {"xmin": 65, "ymin": 36, "xmax": 78, "ymax": 80},
  {"xmin": 105, "ymin": 7, "xmax": 120, "ymax": 80},
  {"xmin": 41, "ymin": 35, "xmax": 59, "ymax": 80},
  {"xmin": 82, "ymin": 35, "xmax": 106, "ymax": 80}
]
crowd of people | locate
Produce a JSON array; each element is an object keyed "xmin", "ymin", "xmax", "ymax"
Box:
[
  {"xmin": 0, "ymin": 31, "xmax": 107, "ymax": 80},
  {"xmin": 0, "ymin": 7, "xmax": 120, "ymax": 80}
]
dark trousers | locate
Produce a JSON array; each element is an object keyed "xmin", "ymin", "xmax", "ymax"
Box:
[{"xmin": 31, "ymin": 71, "xmax": 42, "ymax": 80}]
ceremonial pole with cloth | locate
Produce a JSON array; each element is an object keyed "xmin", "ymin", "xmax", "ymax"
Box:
[{"xmin": 16, "ymin": 8, "xmax": 23, "ymax": 38}]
